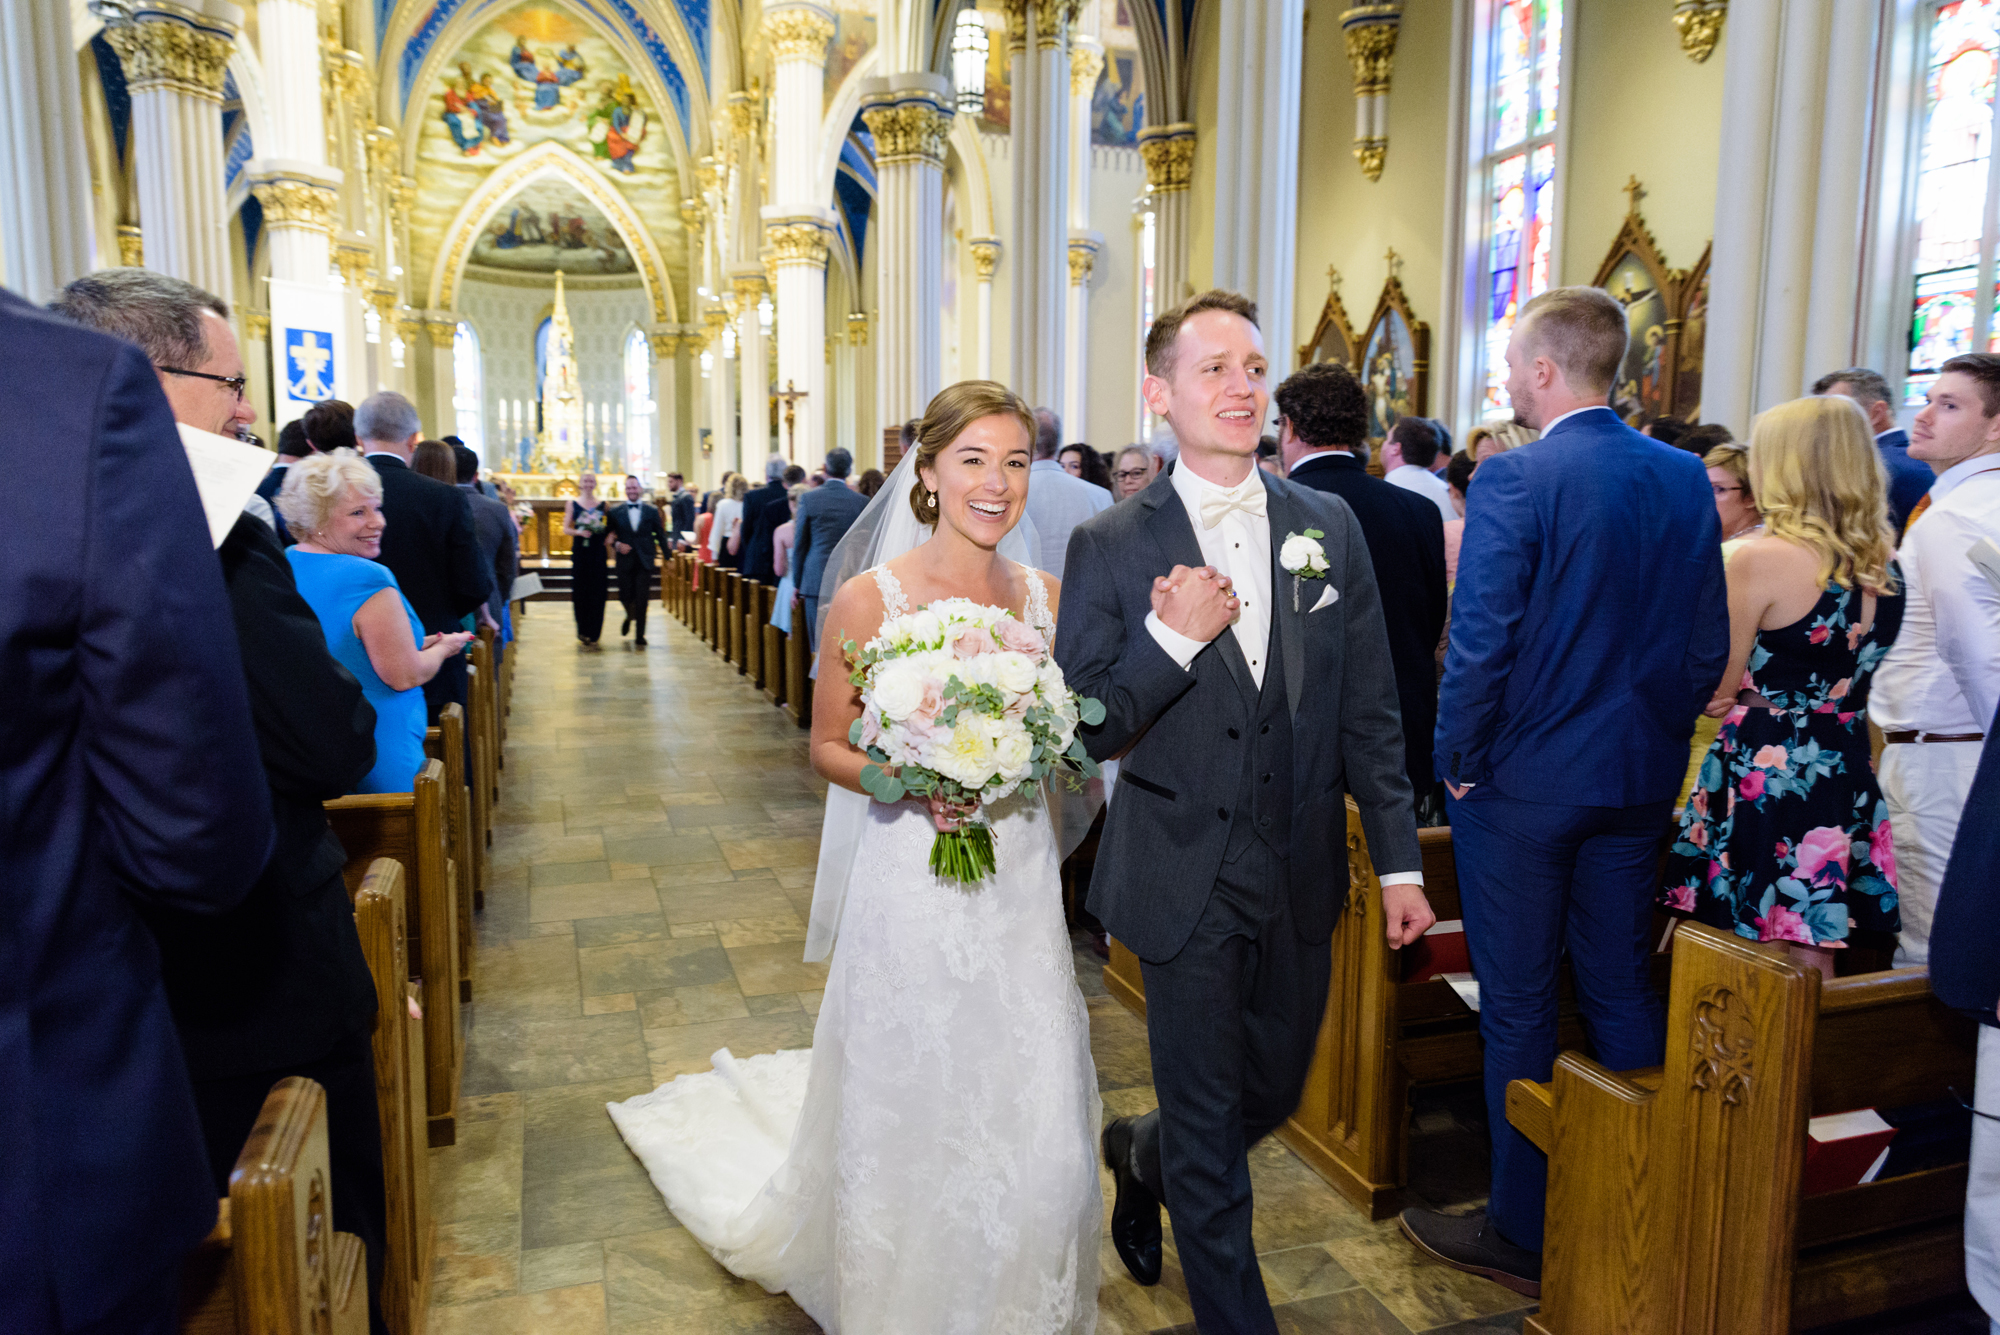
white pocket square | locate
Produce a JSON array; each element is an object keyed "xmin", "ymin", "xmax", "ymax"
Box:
[{"xmin": 1309, "ymin": 585, "xmax": 1339, "ymax": 613}]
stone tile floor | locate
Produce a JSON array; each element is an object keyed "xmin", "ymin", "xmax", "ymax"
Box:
[{"xmin": 426, "ymin": 607, "xmax": 1983, "ymax": 1334}]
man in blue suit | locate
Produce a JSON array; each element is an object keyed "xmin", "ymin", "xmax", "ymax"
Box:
[
  {"xmin": 1814, "ymin": 367, "xmax": 1934, "ymax": 535},
  {"xmin": 793, "ymin": 446, "xmax": 870, "ymax": 650},
  {"xmin": 1, "ymin": 286, "xmax": 273, "ymax": 1333},
  {"xmin": 1400, "ymin": 287, "xmax": 1729, "ymax": 1294}
]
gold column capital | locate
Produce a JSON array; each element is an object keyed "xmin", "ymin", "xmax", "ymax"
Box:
[
  {"xmin": 250, "ymin": 175, "xmax": 338, "ymax": 233},
  {"xmin": 1340, "ymin": 4, "xmax": 1402, "ymax": 181},
  {"xmin": 242, "ymin": 309, "xmax": 271, "ymax": 341},
  {"xmin": 846, "ymin": 310, "xmax": 870, "ymax": 346},
  {"xmin": 969, "ymin": 238, "xmax": 1002, "ymax": 280},
  {"xmin": 116, "ymin": 224, "xmax": 144, "ymax": 266},
  {"xmin": 425, "ymin": 318, "xmax": 459, "ymax": 349},
  {"xmin": 764, "ymin": 218, "xmax": 832, "ymax": 269},
  {"xmin": 332, "ymin": 242, "xmax": 373, "ymax": 290},
  {"xmin": 1672, "ymin": 0, "xmax": 1727, "ymax": 62},
  {"xmin": 1067, "ymin": 238, "xmax": 1100, "ymax": 285},
  {"xmin": 1070, "ymin": 43, "xmax": 1106, "ymax": 96},
  {"xmin": 105, "ymin": 10, "xmax": 236, "ymax": 100},
  {"xmin": 1137, "ymin": 122, "xmax": 1196, "ymax": 194},
  {"xmin": 762, "ymin": 6, "xmax": 836, "ymax": 63},
  {"xmin": 859, "ymin": 91, "xmax": 950, "ymax": 167}
]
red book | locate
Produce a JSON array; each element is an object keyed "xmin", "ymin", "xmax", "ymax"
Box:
[
  {"xmin": 1802, "ymin": 1109, "xmax": 1897, "ymax": 1196},
  {"xmin": 1405, "ymin": 920, "xmax": 1470, "ymax": 982}
]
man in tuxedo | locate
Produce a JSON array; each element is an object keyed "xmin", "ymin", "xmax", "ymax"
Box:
[
  {"xmin": 611, "ymin": 474, "xmax": 666, "ymax": 646},
  {"xmin": 1056, "ymin": 290, "xmax": 1433, "ymax": 1334},
  {"xmin": 8, "ymin": 283, "xmax": 273, "ymax": 1334},
  {"xmin": 355, "ymin": 391, "xmax": 493, "ymax": 721},
  {"xmin": 258, "ymin": 420, "xmax": 313, "ymax": 542},
  {"xmin": 1276, "ymin": 361, "xmax": 1449, "ymax": 818},
  {"xmin": 1404, "ymin": 286, "xmax": 1728, "ymax": 1293},
  {"xmin": 1814, "ymin": 367, "xmax": 1934, "ymax": 535},
  {"xmin": 737, "ymin": 455, "xmax": 791, "ymax": 584},
  {"xmin": 455, "ymin": 443, "xmax": 518, "ymax": 644},
  {"xmin": 666, "ymin": 472, "xmax": 698, "ymax": 549},
  {"xmin": 794, "ymin": 446, "xmax": 869, "ymax": 650}
]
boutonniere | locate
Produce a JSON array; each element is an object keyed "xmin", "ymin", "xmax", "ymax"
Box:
[{"xmin": 1279, "ymin": 529, "xmax": 1328, "ymax": 611}]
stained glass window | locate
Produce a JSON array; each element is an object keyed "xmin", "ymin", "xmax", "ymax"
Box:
[
  {"xmin": 623, "ymin": 327, "xmax": 655, "ymax": 477},
  {"xmin": 1479, "ymin": 0, "xmax": 1562, "ymax": 417},
  {"xmin": 452, "ymin": 322, "xmax": 483, "ymax": 458},
  {"xmin": 1908, "ymin": 0, "xmax": 2000, "ymax": 404}
]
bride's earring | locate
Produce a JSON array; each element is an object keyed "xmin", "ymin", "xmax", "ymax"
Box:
[{"xmin": 927, "ymin": 491, "xmax": 937, "ymax": 509}]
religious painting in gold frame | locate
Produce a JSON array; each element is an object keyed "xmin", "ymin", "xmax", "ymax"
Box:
[
  {"xmin": 1359, "ymin": 268, "xmax": 1430, "ymax": 445},
  {"xmin": 1673, "ymin": 244, "xmax": 1710, "ymax": 424},
  {"xmin": 1592, "ymin": 205, "xmax": 1679, "ymax": 425},
  {"xmin": 1299, "ymin": 267, "xmax": 1361, "ymax": 373}
]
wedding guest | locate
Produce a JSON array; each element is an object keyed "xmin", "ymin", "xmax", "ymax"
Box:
[
  {"xmin": 455, "ymin": 444, "xmax": 518, "ymax": 639},
  {"xmin": 1678, "ymin": 421, "xmax": 1735, "ymax": 456},
  {"xmin": 1814, "ymin": 366, "xmax": 1934, "ymax": 535},
  {"xmin": 769, "ymin": 482, "xmax": 808, "ymax": 635},
  {"xmin": 794, "ymin": 447, "xmax": 868, "ymax": 650},
  {"xmin": 259, "ymin": 421, "xmax": 314, "ymax": 542},
  {"xmin": 609, "ymin": 473, "xmax": 665, "ymax": 646},
  {"xmin": 1111, "ymin": 445, "xmax": 1154, "ymax": 500},
  {"xmin": 1059, "ymin": 443, "xmax": 1088, "ymax": 476},
  {"xmin": 1644, "ymin": 415, "xmax": 1688, "ymax": 449},
  {"xmin": 1444, "ymin": 450, "xmax": 1476, "ymax": 586},
  {"xmin": 411, "ymin": 437, "xmax": 457, "ymax": 484},
  {"xmin": 1660, "ymin": 395, "xmax": 1903, "ymax": 979},
  {"xmin": 1872, "ymin": 352, "xmax": 2000, "ymax": 966},
  {"xmin": 709, "ymin": 472, "xmax": 750, "ymax": 566},
  {"xmin": 1705, "ymin": 441, "xmax": 1765, "ymax": 554},
  {"xmin": 282, "ymin": 449, "xmax": 474, "ymax": 794},
  {"xmin": 564, "ymin": 472, "xmax": 612, "ymax": 645},
  {"xmin": 665, "ymin": 471, "xmax": 697, "ymax": 546},
  {"xmin": 856, "ymin": 467, "xmax": 887, "ymax": 499},
  {"xmin": 740, "ymin": 455, "xmax": 791, "ymax": 584},
  {"xmin": 1024, "ymin": 406, "xmax": 1111, "ymax": 578},
  {"xmin": 1381, "ymin": 416, "xmax": 1457, "ymax": 522},
  {"xmin": 303, "ymin": 397, "xmax": 358, "ymax": 454},
  {"xmin": 1062, "ymin": 442, "xmax": 1115, "ymax": 492}
]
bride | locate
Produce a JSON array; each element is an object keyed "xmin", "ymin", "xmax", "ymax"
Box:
[{"xmin": 609, "ymin": 380, "xmax": 1103, "ymax": 1333}]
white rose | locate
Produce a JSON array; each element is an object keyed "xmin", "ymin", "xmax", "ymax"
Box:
[
  {"xmin": 904, "ymin": 609, "xmax": 943, "ymax": 646},
  {"xmin": 994, "ymin": 651, "xmax": 1038, "ymax": 695},
  {"xmin": 1038, "ymin": 660, "xmax": 1067, "ymax": 697},
  {"xmin": 1280, "ymin": 534, "xmax": 1319, "ymax": 572},
  {"xmin": 993, "ymin": 728, "xmax": 1034, "ymax": 779},
  {"xmin": 872, "ymin": 661, "xmax": 927, "ymax": 721},
  {"xmin": 937, "ymin": 719, "xmax": 998, "ymax": 788}
]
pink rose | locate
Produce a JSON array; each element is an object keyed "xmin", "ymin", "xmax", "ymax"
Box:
[
  {"xmin": 1774, "ymin": 837, "xmax": 1793, "ymax": 862},
  {"xmin": 994, "ymin": 616, "xmax": 1046, "ymax": 660},
  {"xmin": 1689, "ymin": 821, "xmax": 1709, "ymax": 850},
  {"xmin": 860, "ymin": 712, "xmax": 882, "ymax": 748},
  {"xmin": 1739, "ymin": 770, "xmax": 1765, "ymax": 802},
  {"xmin": 1752, "ymin": 744, "xmax": 1789, "ymax": 770},
  {"xmin": 1848, "ymin": 622, "xmax": 1865, "ymax": 651},
  {"xmin": 951, "ymin": 627, "xmax": 998, "ymax": 659},
  {"xmin": 1664, "ymin": 882, "xmax": 1697, "ymax": 912},
  {"xmin": 914, "ymin": 676, "xmax": 945, "ymax": 721},
  {"xmin": 1830, "ymin": 677, "xmax": 1851, "ymax": 701},
  {"xmin": 1795, "ymin": 826, "xmax": 1851, "ymax": 884},
  {"xmin": 1754, "ymin": 904, "xmax": 1815, "ymax": 944},
  {"xmin": 1871, "ymin": 819, "xmax": 1898, "ymax": 885},
  {"xmin": 1692, "ymin": 789, "xmax": 1709, "ymax": 818}
]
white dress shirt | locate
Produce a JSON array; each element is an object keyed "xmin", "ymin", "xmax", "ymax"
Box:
[
  {"xmin": 1142, "ymin": 457, "xmax": 1422, "ymax": 888},
  {"xmin": 1385, "ymin": 464, "xmax": 1458, "ymax": 522},
  {"xmin": 1874, "ymin": 453, "xmax": 2000, "ymax": 735},
  {"xmin": 1288, "ymin": 448, "xmax": 1354, "ymax": 471}
]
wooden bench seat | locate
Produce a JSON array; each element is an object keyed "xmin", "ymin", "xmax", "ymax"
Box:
[
  {"xmin": 423, "ymin": 705, "xmax": 475, "ymax": 1005},
  {"xmin": 179, "ymin": 1077, "xmax": 368, "ymax": 1335},
  {"xmin": 1511, "ymin": 921, "xmax": 1978, "ymax": 1333},
  {"xmin": 325, "ymin": 759, "xmax": 462, "ymax": 1147}
]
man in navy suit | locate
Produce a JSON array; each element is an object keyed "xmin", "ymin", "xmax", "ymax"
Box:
[
  {"xmin": 1815, "ymin": 367, "xmax": 1934, "ymax": 535},
  {"xmin": 794, "ymin": 446, "xmax": 869, "ymax": 650},
  {"xmin": 2, "ymin": 286, "xmax": 273, "ymax": 1333},
  {"xmin": 1401, "ymin": 287, "xmax": 1729, "ymax": 1293}
]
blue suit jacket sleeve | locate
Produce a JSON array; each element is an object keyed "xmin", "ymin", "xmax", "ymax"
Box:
[
  {"xmin": 1684, "ymin": 525, "xmax": 1730, "ymax": 714},
  {"xmin": 1433, "ymin": 456, "xmax": 1540, "ymax": 785},
  {"xmin": 85, "ymin": 343, "xmax": 274, "ymax": 911}
]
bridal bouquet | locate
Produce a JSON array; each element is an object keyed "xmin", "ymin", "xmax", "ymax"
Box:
[{"xmin": 843, "ymin": 598, "xmax": 1105, "ymax": 885}]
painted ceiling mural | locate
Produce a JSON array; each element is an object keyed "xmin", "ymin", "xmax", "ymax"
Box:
[{"xmin": 407, "ymin": 1, "xmax": 686, "ymax": 308}]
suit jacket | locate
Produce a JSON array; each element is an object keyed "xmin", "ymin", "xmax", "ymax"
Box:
[
  {"xmin": 142, "ymin": 515, "xmax": 379, "ymax": 1080},
  {"xmin": 1054, "ymin": 468, "xmax": 1421, "ymax": 961},
  {"xmin": 612, "ymin": 499, "xmax": 666, "ymax": 570},
  {"xmin": 739, "ymin": 481, "xmax": 790, "ymax": 582},
  {"xmin": 461, "ymin": 482, "xmax": 519, "ymax": 619},
  {"xmin": 1435, "ymin": 407, "xmax": 1729, "ymax": 805},
  {"xmin": 1876, "ymin": 428, "xmax": 1934, "ymax": 537},
  {"xmin": 669, "ymin": 491, "xmax": 697, "ymax": 544},
  {"xmin": 1288, "ymin": 451, "xmax": 1448, "ymax": 789},
  {"xmin": 2, "ymin": 289, "xmax": 273, "ymax": 1328},
  {"xmin": 366, "ymin": 453, "xmax": 492, "ymax": 633},
  {"xmin": 795, "ymin": 479, "xmax": 870, "ymax": 604},
  {"xmin": 257, "ymin": 462, "xmax": 292, "ymax": 542},
  {"xmin": 1930, "ymin": 701, "xmax": 2000, "ymax": 1027}
]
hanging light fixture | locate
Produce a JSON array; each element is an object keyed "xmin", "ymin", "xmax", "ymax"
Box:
[{"xmin": 951, "ymin": 9, "xmax": 989, "ymax": 117}]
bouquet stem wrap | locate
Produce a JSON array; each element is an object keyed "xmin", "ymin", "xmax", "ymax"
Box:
[{"xmin": 929, "ymin": 819, "xmax": 997, "ymax": 885}]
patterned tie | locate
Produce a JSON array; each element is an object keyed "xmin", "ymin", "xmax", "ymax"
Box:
[{"xmin": 1199, "ymin": 486, "xmax": 1267, "ymax": 529}]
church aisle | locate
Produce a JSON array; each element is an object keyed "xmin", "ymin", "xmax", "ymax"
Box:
[{"xmin": 423, "ymin": 608, "xmax": 1538, "ymax": 1334}]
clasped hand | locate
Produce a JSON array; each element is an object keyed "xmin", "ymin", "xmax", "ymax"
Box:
[
  {"xmin": 1150, "ymin": 564, "xmax": 1238, "ymax": 643},
  {"xmin": 422, "ymin": 630, "xmax": 477, "ymax": 654}
]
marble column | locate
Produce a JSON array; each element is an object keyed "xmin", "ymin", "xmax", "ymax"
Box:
[
  {"xmin": 0, "ymin": 0, "xmax": 96, "ymax": 299},
  {"xmin": 734, "ymin": 271, "xmax": 771, "ymax": 463},
  {"xmin": 1704, "ymin": 0, "xmax": 1880, "ymax": 430},
  {"xmin": 249, "ymin": 165, "xmax": 340, "ymax": 286},
  {"xmin": 647, "ymin": 327, "xmax": 684, "ymax": 482},
  {"xmin": 765, "ymin": 215, "xmax": 835, "ymax": 463},
  {"xmin": 1004, "ymin": 0, "xmax": 1077, "ymax": 411},
  {"xmin": 861, "ymin": 76, "xmax": 951, "ymax": 428},
  {"xmin": 970, "ymin": 238, "xmax": 1001, "ymax": 380},
  {"xmin": 1062, "ymin": 37, "xmax": 1102, "ymax": 442},
  {"xmin": 107, "ymin": 1, "xmax": 241, "ymax": 299},
  {"xmin": 1211, "ymin": 0, "xmax": 1304, "ymax": 381},
  {"xmin": 425, "ymin": 313, "xmax": 458, "ymax": 442},
  {"xmin": 705, "ymin": 306, "xmax": 736, "ymax": 484},
  {"xmin": 1138, "ymin": 123, "xmax": 1196, "ymax": 311}
]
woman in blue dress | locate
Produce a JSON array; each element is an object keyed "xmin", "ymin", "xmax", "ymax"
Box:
[
  {"xmin": 1661, "ymin": 396, "xmax": 1904, "ymax": 979},
  {"xmin": 278, "ymin": 450, "xmax": 476, "ymax": 794}
]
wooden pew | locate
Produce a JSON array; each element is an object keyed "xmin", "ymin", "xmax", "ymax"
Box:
[
  {"xmin": 1508, "ymin": 921, "xmax": 1978, "ymax": 1333},
  {"xmin": 745, "ymin": 582, "xmax": 767, "ymax": 686},
  {"xmin": 763, "ymin": 616, "xmax": 787, "ymax": 707},
  {"xmin": 734, "ymin": 576, "xmax": 751, "ymax": 675},
  {"xmin": 784, "ymin": 594, "xmax": 813, "ymax": 727},
  {"xmin": 422, "ymin": 706, "xmax": 475, "ymax": 1004},
  {"xmin": 352, "ymin": 860, "xmax": 431, "ymax": 1335},
  {"xmin": 325, "ymin": 760, "xmax": 462, "ymax": 1147},
  {"xmin": 468, "ymin": 640, "xmax": 498, "ymax": 909},
  {"xmin": 1105, "ymin": 799, "xmax": 1603, "ymax": 1219},
  {"xmin": 179, "ymin": 1077, "xmax": 368, "ymax": 1335},
  {"xmin": 727, "ymin": 572, "xmax": 746, "ymax": 667}
]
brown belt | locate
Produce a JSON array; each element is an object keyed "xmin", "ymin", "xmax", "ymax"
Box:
[{"xmin": 1881, "ymin": 731, "xmax": 1986, "ymax": 744}]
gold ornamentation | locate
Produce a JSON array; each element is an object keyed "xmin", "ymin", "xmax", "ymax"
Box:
[
  {"xmin": 106, "ymin": 13, "xmax": 235, "ymax": 99},
  {"xmin": 1341, "ymin": 4, "xmax": 1402, "ymax": 182},
  {"xmin": 1688, "ymin": 985, "xmax": 1754, "ymax": 1105},
  {"xmin": 367, "ymin": 289, "xmax": 399, "ymax": 323},
  {"xmin": 1354, "ymin": 144, "xmax": 1386, "ymax": 180},
  {"xmin": 1137, "ymin": 123, "xmax": 1196, "ymax": 193},
  {"xmin": 117, "ymin": 224, "xmax": 144, "ymax": 266},
  {"xmin": 324, "ymin": 47, "xmax": 370, "ymax": 107},
  {"xmin": 764, "ymin": 218, "xmax": 831, "ymax": 268},
  {"xmin": 763, "ymin": 7, "xmax": 836, "ymax": 63},
  {"xmin": 860, "ymin": 94, "xmax": 951, "ymax": 166},
  {"xmin": 243, "ymin": 309, "xmax": 271, "ymax": 341},
  {"xmin": 680, "ymin": 197, "xmax": 705, "ymax": 230},
  {"xmin": 1067, "ymin": 239, "xmax": 1098, "ymax": 285},
  {"xmin": 1002, "ymin": 0, "xmax": 1029, "ymax": 52},
  {"xmin": 847, "ymin": 310, "xmax": 870, "ymax": 346},
  {"xmin": 969, "ymin": 238, "xmax": 1002, "ymax": 280},
  {"xmin": 703, "ymin": 307, "xmax": 731, "ymax": 349},
  {"xmin": 333, "ymin": 243, "xmax": 373, "ymax": 290},
  {"xmin": 250, "ymin": 177, "xmax": 337, "ymax": 233},
  {"xmin": 648, "ymin": 331, "xmax": 681, "ymax": 358},
  {"xmin": 1033, "ymin": 0, "xmax": 1084, "ymax": 50},
  {"xmin": 394, "ymin": 316, "xmax": 424, "ymax": 345},
  {"xmin": 726, "ymin": 90, "xmax": 763, "ymax": 142},
  {"xmin": 390, "ymin": 175, "xmax": 417, "ymax": 223},
  {"xmin": 695, "ymin": 156, "xmax": 721, "ymax": 196},
  {"xmin": 1070, "ymin": 44, "xmax": 1105, "ymax": 96},
  {"xmin": 425, "ymin": 319, "xmax": 458, "ymax": 349},
  {"xmin": 365, "ymin": 127, "xmax": 398, "ymax": 181},
  {"xmin": 1672, "ymin": 0, "xmax": 1726, "ymax": 62},
  {"xmin": 732, "ymin": 273, "xmax": 769, "ymax": 304}
]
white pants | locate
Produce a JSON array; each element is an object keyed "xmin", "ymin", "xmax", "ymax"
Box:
[
  {"xmin": 1972, "ymin": 1026, "xmax": 2000, "ymax": 1332},
  {"xmin": 1879, "ymin": 741, "xmax": 1984, "ymax": 967}
]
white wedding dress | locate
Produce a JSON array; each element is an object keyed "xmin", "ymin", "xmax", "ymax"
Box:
[{"xmin": 609, "ymin": 564, "xmax": 1103, "ymax": 1335}]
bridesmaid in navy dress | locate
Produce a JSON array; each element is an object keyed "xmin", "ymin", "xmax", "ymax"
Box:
[
  {"xmin": 565, "ymin": 473, "xmax": 611, "ymax": 645},
  {"xmin": 1663, "ymin": 396, "xmax": 1905, "ymax": 977}
]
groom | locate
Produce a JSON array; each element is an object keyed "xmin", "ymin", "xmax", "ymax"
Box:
[{"xmin": 1055, "ymin": 290, "xmax": 1434, "ymax": 1333}]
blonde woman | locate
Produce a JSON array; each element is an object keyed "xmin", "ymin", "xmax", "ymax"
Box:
[
  {"xmin": 1661, "ymin": 396, "xmax": 1904, "ymax": 976},
  {"xmin": 1676, "ymin": 440, "xmax": 1766, "ymax": 805}
]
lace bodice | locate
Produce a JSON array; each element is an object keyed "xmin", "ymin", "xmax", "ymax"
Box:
[{"xmin": 868, "ymin": 562, "xmax": 1054, "ymax": 636}]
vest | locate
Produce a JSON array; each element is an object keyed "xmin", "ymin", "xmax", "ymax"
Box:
[{"xmin": 1222, "ymin": 613, "xmax": 1295, "ymax": 864}]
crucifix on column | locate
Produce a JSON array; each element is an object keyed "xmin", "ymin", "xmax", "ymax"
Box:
[{"xmin": 774, "ymin": 380, "xmax": 809, "ymax": 460}]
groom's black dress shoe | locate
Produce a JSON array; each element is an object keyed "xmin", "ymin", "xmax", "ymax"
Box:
[
  {"xmin": 1102, "ymin": 1116, "xmax": 1162, "ymax": 1286},
  {"xmin": 621, "ymin": 614, "xmax": 633, "ymax": 636},
  {"xmin": 1397, "ymin": 1207, "xmax": 1541, "ymax": 1298}
]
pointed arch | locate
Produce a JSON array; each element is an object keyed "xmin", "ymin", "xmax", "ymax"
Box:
[
  {"xmin": 429, "ymin": 140, "xmax": 681, "ymax": 323},
  {"xmin": 815, "ymin": 45, "xmax": 879, "ymax": 206}
]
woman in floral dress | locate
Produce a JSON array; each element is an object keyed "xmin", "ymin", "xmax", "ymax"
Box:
[{"xmin": 1662, "ymin": 395, "xmax": 1904, "ymax": 977}]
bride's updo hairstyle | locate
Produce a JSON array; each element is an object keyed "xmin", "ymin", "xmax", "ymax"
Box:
[{"xmin": 907, "ymin": 380, "xmax": 1037, "ymax": 525}]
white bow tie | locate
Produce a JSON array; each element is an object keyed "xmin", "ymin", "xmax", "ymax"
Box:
[{"xmin": 1199, "ymin": 487, "xmax": 1267, "ymax": 529}]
